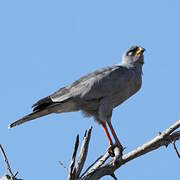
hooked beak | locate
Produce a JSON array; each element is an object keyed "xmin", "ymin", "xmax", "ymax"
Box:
[{"xmin": 136, "ymin": 47, "xmax": 146, "ymax": 56}]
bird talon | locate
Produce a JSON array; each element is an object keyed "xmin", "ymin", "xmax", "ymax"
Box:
[
  {"xmin": 107, "ymin": 143, "xmax": 124, "ymax": 157},
  {"xmin": 107, "ymin": 145, "xmax": 116, "ymax": 157},
  {"xmin": 107, "ymin": 144, "xmax": 123, "ymax": 156}
]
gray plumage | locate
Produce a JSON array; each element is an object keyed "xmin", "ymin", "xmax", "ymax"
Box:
[{"xmin": 9, "ymin": 45, "xmax": 145, "ymax": 128}]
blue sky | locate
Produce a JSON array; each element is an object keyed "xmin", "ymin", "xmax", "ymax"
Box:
[{"xmin": 1, "ymin": 0, "xmax": 180, "ymax": 179}]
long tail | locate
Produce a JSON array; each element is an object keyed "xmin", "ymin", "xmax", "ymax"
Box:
[
  {"xmin": 8, "ymin": 109, "xmax": 52, "ymax": 128},
  {"xmin": 9, "ymin": 95, "xmax": 75, "ymax": 128}
]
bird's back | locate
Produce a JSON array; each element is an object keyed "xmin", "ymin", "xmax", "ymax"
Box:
[{"xmin": 9, "ymin": 45, "xmax": 145, "ymax": 128}]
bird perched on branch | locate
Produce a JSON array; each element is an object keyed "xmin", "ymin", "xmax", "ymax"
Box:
[{"xmin": 9, "ymin": 45, "xmax": 145, "ymax": 153}]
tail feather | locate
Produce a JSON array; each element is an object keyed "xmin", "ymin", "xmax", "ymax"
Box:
[
  {"xmin": 9, "ymin": 97, "xmax": 77, "ymax": 128},
  {"xmin": 9, "ymin": 109, "xmax": 52, "ymax": 128}
]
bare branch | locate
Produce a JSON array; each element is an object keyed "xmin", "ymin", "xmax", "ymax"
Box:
[
  {"xmin": 80, "ymin": 151, "xmax": 110, "ymax": 178},
  {"xmin": 0, "ymin": 175, "xmax": 22, "ymax": 180},
  {"xmin": 79, "ymin": 119, "xmax": 180, "ymax": 179},
  {"xmin": 0, "ymin": 174, "xmax": 12, "ymax": 180},
  {"xmin": 2, "ymin": 120, "xmax": 180, "ymax": 180},
  {"xmin": 173, "ymin": 141, "xmax": 180, "ymax": 159},
  {"xmin": 0, "ymin": 145, "xmax": 22, "ymax": 180},
  {"xmin": 0, "ymin": 144, "xmax": 14, "ymax": 179},
  {"xmin": 110, "ymin": 173, "xmax": 117, "ymax": 180},
  {"xmin": 75, "ymin": 127, "xmax": 92, "ymax": 178},
  {"xmin": 162, "ymin": 119, "xmax": 180, "ymax": 135},
  {"xmin": 68, "ymin": 134, "xmax": 79, "ymax": 180}
]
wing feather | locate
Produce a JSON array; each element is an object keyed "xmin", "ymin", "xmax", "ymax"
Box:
[{"xmin": 51, "ymin": 65, "xmax": 130, "ymax": 102}]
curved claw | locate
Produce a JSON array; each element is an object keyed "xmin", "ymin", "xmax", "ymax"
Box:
[{"xmin": 107, "ymin": 144, "xmax": 124, "ymax": 157}]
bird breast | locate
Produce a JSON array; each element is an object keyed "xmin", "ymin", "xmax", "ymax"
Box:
[{"xmin": 112, "ymin": 69, "xmax": 142, "ymax": 108}]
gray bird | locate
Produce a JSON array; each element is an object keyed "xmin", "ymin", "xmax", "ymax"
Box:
[{"xmin": 9, "ymin": 45, "xmax": 145, "ymax": 151}]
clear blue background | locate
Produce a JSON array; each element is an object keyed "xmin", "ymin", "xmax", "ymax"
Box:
[{"xmin": 1, "ymin": 0, "xmax": 180, "ymax": 179}]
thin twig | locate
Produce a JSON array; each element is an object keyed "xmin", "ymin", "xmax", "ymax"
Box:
[
  {"xmin": 173, "ymin": 141, "xmax": 180, "ymax": 158},
  {"xmin": 110, "ymin": 173, "xmax": 117, "ymax": 180},
  {"xmin": 59, "ymin": 161, "xmax": 68, "ymax": 170},
  {"xmin": 0, "ymin": 144, "xmax": 14, "ymax": 179}
]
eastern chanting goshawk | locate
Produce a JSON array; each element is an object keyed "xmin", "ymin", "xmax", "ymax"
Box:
[{"xmin": 9, "ymin": 45, "xmax": 145, "ymax": 152}]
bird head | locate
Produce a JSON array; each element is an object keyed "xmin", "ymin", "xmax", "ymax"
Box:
[{"xmin": 122, "ymin": 46, "xmax": 145, "ymax": 66}]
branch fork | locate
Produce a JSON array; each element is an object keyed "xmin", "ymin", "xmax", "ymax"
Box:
[
  {"xmin": 68, "ymin": 120, "xmax": 180, "ymax": 180},
  {"xmin": 0, "ymin": 144, "xmax": 21, "ymax": 180}
]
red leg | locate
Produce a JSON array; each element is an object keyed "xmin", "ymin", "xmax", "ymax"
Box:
[
  {"xmin": 100, "ymin": 121, "xmax": 113, "ymax": 146},
  {"xmin": 107, "ymin": 121, "xmax": 123, "ymax": 150}
]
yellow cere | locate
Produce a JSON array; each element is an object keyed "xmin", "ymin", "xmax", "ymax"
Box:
[{"xmin": 136, "ymin": 47, "xmax": 143, "ymax": 56}]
